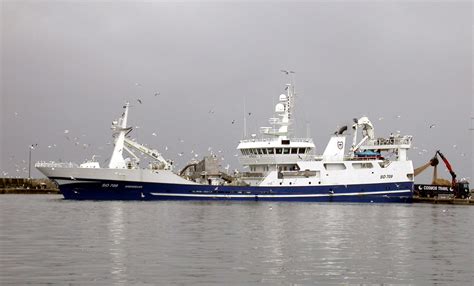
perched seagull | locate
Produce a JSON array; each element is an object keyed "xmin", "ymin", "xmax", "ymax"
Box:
[
  {"xmin": 152, "ymin": 132, "xmax": 157, "ymax": 136},
  {"xmin": 452, "ymin": 144, "xmax": 457, "ymax": 149},
  {"xmin": 64, "ymin": 129, "xmax": 70, "ymax": 134},
  {"xmin": 178, "ymin": 152, "xmax": 184, "ymax": 157}
]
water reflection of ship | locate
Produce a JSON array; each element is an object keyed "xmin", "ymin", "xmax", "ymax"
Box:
[{"xmin": 108, "ymin": 203, "xmax": 127, "ymax": 284}]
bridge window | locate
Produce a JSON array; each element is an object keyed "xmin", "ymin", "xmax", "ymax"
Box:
[
  {"xmin": 262, "ymin": 148, "xmax": 267, "ymax": 155},
  {"xmin": 352, "ymin": 163, "xmax": 373, "ymax": 169},
  {"xmin": 283, "ymin": 148, "xmax": 290, "ymax": 154},
  {"xmin": 268, "ymin": 148, "xmax": 274, "ymax": 154},
  {"xmin": 257, "ymin": 149, "xmax": 263, "ymax": 155},
  {"xmin": 291, "ymin": 148, "xmax": 298, "ymax": 154},
  {"xmin": 324, "ymin": 163, "xmax": 346, "ymax": 171},
  {"xmin": 298, "ymin": 148, "xmax": 306, "ymax": 154},
  {"xmin": 276, "ymin": 148, "xmax": 282, "ymax": 154}
]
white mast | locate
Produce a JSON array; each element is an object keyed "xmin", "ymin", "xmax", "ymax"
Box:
[
  {"xmin": 109, "ymin": 103, "xmax": 130, "ymax": 169},
  {"xmin": 258, "ymin": 70, "xmax": 297, "ymax": 139},
  {"xmin": 243, "ymin": 96, "xmax": 247, "ymax": 138}
]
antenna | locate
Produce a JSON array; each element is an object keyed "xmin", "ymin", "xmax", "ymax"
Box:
[
  {"xmin": 306, "ymin": 121, "xmax": 310, "ymax": 138},
  {"xmin": 243, "ymin": 96, "xmax": 247, "ymax": 138}
]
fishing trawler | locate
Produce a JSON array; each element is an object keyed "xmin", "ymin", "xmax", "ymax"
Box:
[{"xmin": 36, "ymin": 81, "xmax": 414, "ymax": 202}]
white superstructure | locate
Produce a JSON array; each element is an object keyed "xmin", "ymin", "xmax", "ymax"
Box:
[{"xmin": 35, "ymin": 75, "xmax": 414, "ymax": 202}]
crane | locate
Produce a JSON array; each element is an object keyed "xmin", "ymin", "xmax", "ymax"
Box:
[
  {"xmin": 414, "ymin": 150, "xmax": 470, "ymax": 198},
  {"xmin": 123, "ymin": 137, "xmax": 172, "ymax": 170}
]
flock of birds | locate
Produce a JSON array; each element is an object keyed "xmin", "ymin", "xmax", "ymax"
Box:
[{"xmin": 3, "ymin": 82, "xmax": 473, "ymax": 178}]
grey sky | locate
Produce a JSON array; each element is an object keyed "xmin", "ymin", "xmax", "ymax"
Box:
[{"xmin": 1, "ymin": 1, "xmax": 472, "ymax": 183}]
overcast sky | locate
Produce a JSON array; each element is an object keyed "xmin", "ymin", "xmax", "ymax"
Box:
[{"xmin": 1, "ymin": 0, "xmax": 472, "ymax": 183}]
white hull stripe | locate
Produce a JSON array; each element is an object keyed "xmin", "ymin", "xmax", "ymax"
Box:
[{"xmin": 150, "ymin": 189, "xmax": 411, "ymax": 198}]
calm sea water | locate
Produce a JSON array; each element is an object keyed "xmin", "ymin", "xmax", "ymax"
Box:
[{"xmin": 0, "ymin": 195, "xmax": 473, "ymax": 285}]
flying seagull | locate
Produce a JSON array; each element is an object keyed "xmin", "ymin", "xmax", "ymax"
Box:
[{"xmin": 137, "ymin": 99, "xmax": 142, "ymax": 104}]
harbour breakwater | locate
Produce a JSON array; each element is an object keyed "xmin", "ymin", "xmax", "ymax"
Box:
[{"xmin": 0, "ymin": 178, "xmax": 59, "ymax": 194}]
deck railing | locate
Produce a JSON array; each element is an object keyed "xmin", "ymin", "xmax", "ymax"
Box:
[
  {"xmin": 35, "ymin": 162, "xmax": 78, "ymax": 168},
  {"xmin": 239, "ymin": 137, "xmax": 313, "ymax": 144}
]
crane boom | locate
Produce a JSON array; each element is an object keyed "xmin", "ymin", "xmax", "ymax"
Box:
[
  {"xmin": 123, "ymin": 137, "xmax": 172, "ymax": 170},
  {"xmin": 436, "ymin": 150, "xmax": 456, "ymax": 187}
]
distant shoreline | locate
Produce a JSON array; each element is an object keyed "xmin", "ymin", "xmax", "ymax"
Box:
[
  {"xmin": 0, "ymin": 178, "xmax": 59, "ymax": 194},
  {"xmin": 0, "ymin": 189, "xmax": 60, "ymax": 194}
]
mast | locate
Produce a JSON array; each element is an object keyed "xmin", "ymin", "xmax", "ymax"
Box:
[
  {"xmin": 109, "ymin": 103, "xmax": 130, "ymax": 169},
  {"xmin": 260, "ymin": 71, "xmax": 296, "ymax": 139},
  {"xmin": 243, "ymin": 96, "xmax": 247, "ymax": 138}
]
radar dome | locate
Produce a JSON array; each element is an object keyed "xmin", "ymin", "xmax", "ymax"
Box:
[{"xmin": 275, "ymin": 103, "xmax": 285, "ymax": 113}]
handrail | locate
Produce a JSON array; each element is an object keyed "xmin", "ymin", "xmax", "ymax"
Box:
[
  {"xmin": 239, "ymin": 137, "xmax": 314, "ymax": 144},
  {"xmin": 364, "ymin": 137, "xmax": 413, "ymax": 146},
  {"xmin": 35, "ymin": 162, "xmax": 78, "ymax": 168}
]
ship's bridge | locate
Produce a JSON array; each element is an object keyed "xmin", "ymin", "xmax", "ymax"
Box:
[
  {"xmin": 236, "ymin": 81, "xmax": 316, "ymax": 176},
  {"xmin": 237, "ymin": 137, "xmax": 315, "ymax": 167}
]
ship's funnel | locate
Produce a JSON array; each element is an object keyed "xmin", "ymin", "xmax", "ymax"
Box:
[{"xmin": 322, "ymin": 136, "xmax": 346, "ymax": 161}]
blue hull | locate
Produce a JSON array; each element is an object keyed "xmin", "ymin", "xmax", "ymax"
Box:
[{"xmin": 55, "ymin": 179, "xmax": 413, "ymax": 203}]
